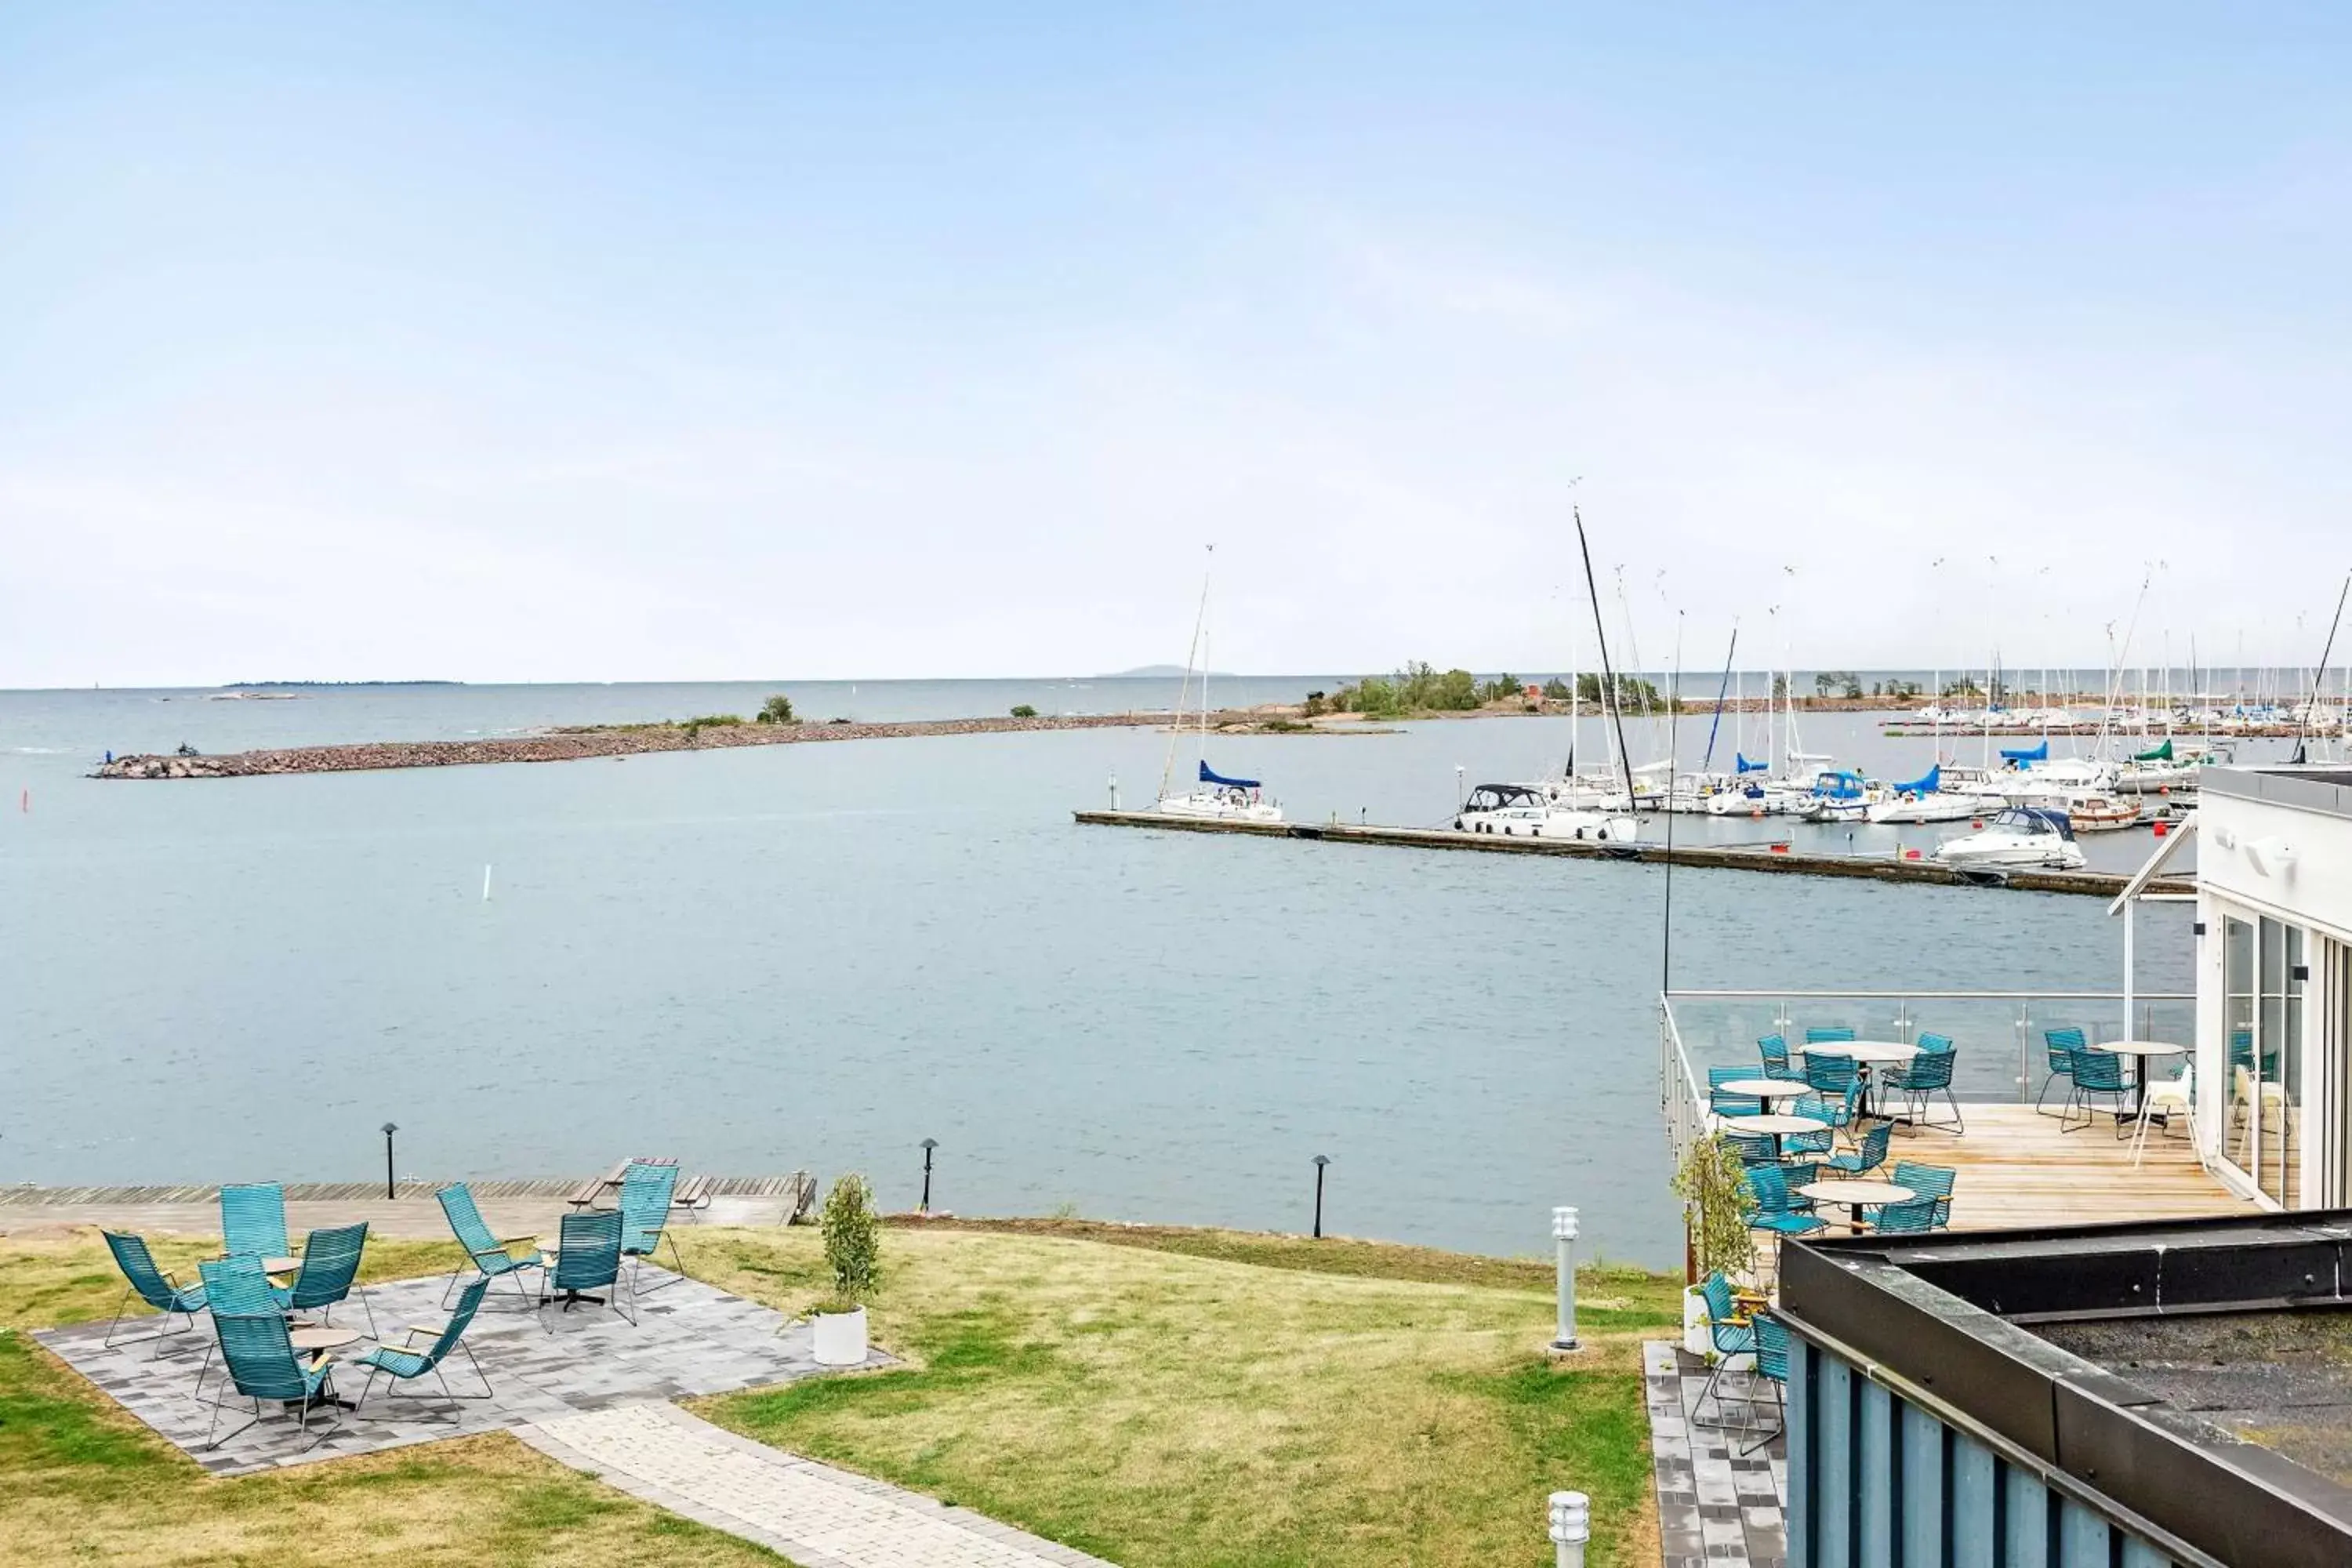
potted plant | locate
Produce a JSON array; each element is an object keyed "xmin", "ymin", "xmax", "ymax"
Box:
[
  {"xmin": 810, "ymin": 1173, "xmax": 880, "ymax": 1367},
  {"xmin": 1670, "ymin": 1133, "xmax": 1756, "ymax": 1359}
]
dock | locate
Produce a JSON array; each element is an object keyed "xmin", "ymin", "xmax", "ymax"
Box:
[
  {"xmin": 1925, "ymin": 1105, "xmax": 2251, "ymax": 1231},
  {"xmin": 1073, "ymin": 810, "xmax": 2188, "ymax": 898},
  {"xmin": 0, "ymin": 1173, "xmax": 815, "ymax": 1239}
]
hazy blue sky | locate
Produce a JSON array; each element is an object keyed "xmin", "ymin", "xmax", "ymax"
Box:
[{"xmin": 5, "ymin": 5, "xmax": 2349, "ymax": 685}]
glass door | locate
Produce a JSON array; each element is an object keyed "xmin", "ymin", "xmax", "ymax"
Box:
[
  {"xmin": 2225, "ymin": 916, "xmax": 2255, "ymax": 1179},
  {"xmin": 2224, "ymin": 914, "xmax": 2311, "ymax": 1207}
]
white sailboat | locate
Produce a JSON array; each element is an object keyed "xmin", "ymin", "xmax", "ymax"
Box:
[{"xmin": 1154, "ymin": 549, "xmax": 1283, "ymax": 823}]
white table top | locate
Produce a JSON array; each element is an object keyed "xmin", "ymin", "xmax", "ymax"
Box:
[
  {"xmin": 2092, "ymin": 1039, "xmax": 2187, "ymax": 1057},
  {"xmin": 1799, "ymin": 1039, "xmax": 1919, "ymax": 1064},
  {"xmin": 1716, "ymin": 1079, "xmax": 1810, "ymax": 1099},
  {"xmin": 1722, "ymin": 1113, "xmax": 1830, "ymax": 1136},
  {"xmin": 1797, "ymin": 1180, "xmax": 1917, "ymax": 1206},
  {"xmin": 288, "ymin": 1325, "xmax": 362, "ymax": 1352}
]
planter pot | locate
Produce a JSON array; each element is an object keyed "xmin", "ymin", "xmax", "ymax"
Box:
[
  {"xmin": 1684, "ymin": 1285, "xmax": 1752, "ymax": 1370},
  {"xmin": 811, "ymin": 1306, "xmax": 869, "ymax": 1367}
]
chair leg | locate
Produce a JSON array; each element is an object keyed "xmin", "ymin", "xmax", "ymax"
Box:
[
  {"xmin": 1740, "ymin": 1381, "xmax": 1788, "ymax": 1457},
  {"xmin": 354, "ymin": 1287, "xmax": 380, "ymax": 1341},
  {"xmin": 203, "ymin": 1384, "xmax": 261, "ymax": 1452}
]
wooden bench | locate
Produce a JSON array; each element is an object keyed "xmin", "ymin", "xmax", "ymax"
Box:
[
  {"xmin": 567, "ymin": 1157, "xmax": 681, "ymax": 1210},
  {"xmin": 673, "ymin": 1173, "xmax": 716, "ymax": 1219}
]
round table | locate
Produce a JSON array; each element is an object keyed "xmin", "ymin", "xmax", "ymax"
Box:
[
  {"xmin": 288, "ymin": 1325, "xmax": 362, "ymax": 1354},
  {"xmin": 1796, "ymin": 1179, "xmax": 1916, "ymax": 1232},
  {"xmin": 2092, "ymin": 1040, "xmax": 2187, "ymax": 1114},
  {"xmin": 1715, "ymin": 1079, "xmax": 1810, "ymax": 1102},
  {"xmin": 263, "ymin": 1256, "xmax": 300, "ymax": 1275},
  {"xmin": 1721, "ymin": 1112, "xmax": 1830, "ymax": 1160}
]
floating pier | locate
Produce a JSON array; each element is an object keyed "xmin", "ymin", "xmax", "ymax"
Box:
[{"xmin": 1073, "ymin": 810, "xmax": 2187, "ymax": 898}]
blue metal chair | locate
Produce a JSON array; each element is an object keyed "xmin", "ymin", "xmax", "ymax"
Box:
[
  {"xmin": 1825, "ymin": 1121, "xmax": 1893, "ymax": 1178},
  {"xmin": 1741, "ymin": 1163, "xmax": 1827, "ymax": 1239},
  {"xmin": 1884, "ymin": 1042, "xmax": 1964, "ymax": 1133},
  {"xmin": 203, "ymin": 1312, "xmax": 341, "ymax": 1452},
  {"xmin": 194, "ymin": 1254, "xmax": 290, "ymax": 1394},
  {"xmin": 1803, "ymin": 1052, "xmax": 1859, "ymax": 1098},
  {"xmin": 2064, "ymin": 1047, "xmax": 2132, "ymax": 1135},
  {"xmin": 2038, "ymin": 1027, "xmax": 2085, "ymax": 1116},
  {"xmin": 219, "ymin": 1182, "xmax": 289, "ymax": 1261},
  {"xmin": 351, "ymin": 1275, "xmax": 494, "ymax": 1416},
  {"xmin": 100, "ymin": 1231, "xmax": 208, "ymax": 1353},
  {"xmin": 1863, "ymin": 1197, "xmax": 1940, "ymax": 1235},
  {"xmin": 1708, "ymin": 1066, "xmax": 1763, "ymax": 1118},
  {"xmin": 543, "ymin": 1209, "xmax": 633, "ymax": 1323},
  {"xmin": 1692, "ymin": 1272, "xmax": 1757, "ymax": 1427},
  {"xmin": 287, "ymin": 1222, "xmax": 376, "ymax": 1335},
  {"xmin": 619, "ymin": 1160, "xmax": 687, "ymax": 1292},
  {"xmin": 1757, "ymin": 1034, "xmax": 1798, "ymax": 1080},
  {"xmin": 1742, "ymin": 1313, "xmax": 1790, "ymax": 1454},
  {"xmin": 1785, "ymin": 1094, "xmax": 1838, "ymax": 1158},
  {"xmin": 437, "ymin": 1182, "xmax": 546, "ymax": 1309},
  {"xmin": 1803, "ymin": 1026, "xmax": 1856, "ymax": 1045},
  {"xmin": 1724, "ymin": 1131, "xmax": 1779, "ymax": 1167},
  {"xmin": 1893, "ymin": 1161, "xmax": 1957, "ymax": 1229}
]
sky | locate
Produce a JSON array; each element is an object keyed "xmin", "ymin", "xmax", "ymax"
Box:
[{"xmin": 4, "ymin": 5, "xmax": 2350, "ymax": 687}]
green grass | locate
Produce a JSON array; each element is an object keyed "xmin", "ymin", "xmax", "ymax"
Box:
[{"xmin": 694, "ymin": 1222, "xmax": 1681, "ymax": 1568}]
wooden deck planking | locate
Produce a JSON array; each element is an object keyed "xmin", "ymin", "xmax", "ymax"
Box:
[{"xmin": 1901, "ymin": 1103, "xmax": 2253, "ymax": 1232}]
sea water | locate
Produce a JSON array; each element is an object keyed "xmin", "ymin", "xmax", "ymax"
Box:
[{"xmin": 0, "ymin": 680, "xmax": 2212, "ymax": 1263}]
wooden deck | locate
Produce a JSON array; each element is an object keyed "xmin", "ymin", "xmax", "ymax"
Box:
[{"xmin": 1904, "ymin": 1103, "xmax": 2255, "ymax": 1232}]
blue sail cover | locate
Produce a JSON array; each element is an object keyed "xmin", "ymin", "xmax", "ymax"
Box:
[
  {"xmin": 1199, "ymin": 760, "xmax": 1260, "ymax": 789},
  {"xmin": 1998, "ymin": 740, "xmax": 2049, "ymax": 764},
  {"xmin": 1892, "ymin": 764, "xmax": 1940, "ymax": 795},
  {"xmin": 1736, "ymin": 753, "xmax": 1769, "ymax": 774}
]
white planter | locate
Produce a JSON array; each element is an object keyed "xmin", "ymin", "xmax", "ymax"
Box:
[{"xmin": 810, "ymin": 1307, "xmax": 868, "ymax": 1367}]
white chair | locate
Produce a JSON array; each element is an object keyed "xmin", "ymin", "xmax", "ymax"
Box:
[
  {"xmin": 2227, "ymin": 1064, "xmax": 2288, "ymax": 1163},
  {"xmin": 2131, "ymin": 1062, "xmax": 2192, "ymax": 1167}
]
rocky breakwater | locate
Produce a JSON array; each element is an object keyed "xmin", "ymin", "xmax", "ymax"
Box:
[{"xmin": 89, "ymin": 709, "xmax": 1279, "ymax": 779}]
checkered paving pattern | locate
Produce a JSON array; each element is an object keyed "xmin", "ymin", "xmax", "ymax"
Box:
[
  {"xmin": 1644, "ymin": 1340, "xmax": 1788, "ymax": 1568},
  {"xmin": 38, "ymin": 1265, "xmax": 887, "ymax": 1476},
  {"xmin": 519, "ymin": 1403, "xmax": 1117, "ymax": 1568}
]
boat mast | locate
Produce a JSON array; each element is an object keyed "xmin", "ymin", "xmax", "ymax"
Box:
[
  {"xmin": 1700, "ymin": 624, "xmax": 1737, "ymax": 773},
  {"xmin": 1158, "ymin": 545, "xmax": 1213, "ymax": 800},
  {"xmin": 2290, "ymin": 572, "xmax": 2351, "ymax": 764},
  {"xmin": 1573, "ymin": 506, "xmax": 1639, "ymax": 815}
]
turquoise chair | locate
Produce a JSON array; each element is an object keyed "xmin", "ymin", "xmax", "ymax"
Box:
[
  {"xmin": 195, "ymin": 1254, "xmax": 289, "ymax": 1394},
  {"xmin": 437, "ymin": 1182, "xmax": 546, "ymax": 1309},
  {"xmin": 1892, "ymin": 1160, "xmax": 1957, "ymax": 1228},
  {"xmin": 544, "ymin": 1209, "xmax": 633, "ymax": 1323},
  {"xmin": 351, "ymin": 1275, "xmax": 493, "ymax": 1415},
  {"xmin": 1825, "ymin": 1122, "xmax": 1893, "ymax": 1178},
  {"xmin": 220, "ymin": 1182, "xmax": 289, "ymax": 1261},
  {"xmin": 1743, "ymin": 1313, "xmax": 1791, "ymax": 1454},
  {"xmin": 2038, "ymin": 1027, "xmax": 2085, "ymax": 1116},
  {"xmin": 100, "ymin": 1231, "xmax": 208, "ymax": 1352},
  {"xmin": 1863, "ymin": 1197, "xmax": 1940, "ymax": 1236},
  {"xmin": 2064, "ymin": 1047, "xmax": 2132, "ymax": 1135},
  {"xmin": 1741, "ymin": 1164, "xmax": 1826, "ymax": 1239},
  {"xmin": 203, "ymin": 1312, "xmax": 341, "ymax": 1452},
  {"xmin": 1708, "ymin": 1067, "xmax": 1763, "ymax": 1118},
  {"xmin": 1692, "ymin": 1272, "xmax": 1757, "ymax": 1427},
  {"xmin": 1757, "ymin": 1034, "xmax": 1798, "ymax": 1080},
  {"xmin": 1884, "ymin": 1042, "xmax": 1965, "ymax": 1134},
  {"xmin": 1803, "ymin": 1026, "xmax": 1856, "ymax": 1045},
  {"xmin": 1803, "ymin": 1053, "xmax": 1859, "ymax": 1097},
  {"xmin": 288, "ymin": 1222, "xmax": 376, "ymax": 1335},
  {"xmin": 619, "ymin": 1160, "xmax": 686, "ymax": 1291}
]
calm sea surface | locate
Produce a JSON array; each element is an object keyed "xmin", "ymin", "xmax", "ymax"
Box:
[{"xmin": 0, "ymin": 678, "xmax": 2239, "ymax": 1264}]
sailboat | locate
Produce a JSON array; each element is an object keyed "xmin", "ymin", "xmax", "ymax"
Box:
[{"xmin": 1154, "ymin": 549, "xmax": 1283, "ymax": 822}]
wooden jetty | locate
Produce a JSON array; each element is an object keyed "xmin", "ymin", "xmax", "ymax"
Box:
[
  {"xmin": 1925, "ymin": 1105, "xmax": 2250, "ymax": 1232},
  {"xmin": 1073, "ymin": 809, "xmax": 2190, "ymax": 898}
]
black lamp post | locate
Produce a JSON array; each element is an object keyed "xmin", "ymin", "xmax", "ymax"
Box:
[
  {"xmin": 381, "ymin": 1122, "xmax": 398, "ymax": 1200},
  {"xmin": 920, "ymin": 1138, "xmax": 938, "ymax": 1213},
  {"xmin": 1312, "ymin": 1154, "xmax": 1330, "ymax": 1239}
]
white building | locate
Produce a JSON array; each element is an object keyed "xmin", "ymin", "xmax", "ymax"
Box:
[{"xmin": 2156, "ymin": 766, "xmax": 2352, "ymax": 1209}]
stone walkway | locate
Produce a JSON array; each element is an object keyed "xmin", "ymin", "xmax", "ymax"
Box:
[
  {"xmin": 519, "ymin": 1403, "xmax": 1116, "ymax": 1568},
  {"xmin": 1643, "ymin": 1341, "xmax": 1787, "ymax": 1568}
]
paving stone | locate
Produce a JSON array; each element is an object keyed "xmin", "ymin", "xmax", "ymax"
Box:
[{"xmin": 1643, "ymin": 1339, "xmax": 1788, "ymax": 1568}]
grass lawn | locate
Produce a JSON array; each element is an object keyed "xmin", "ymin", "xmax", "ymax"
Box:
[
  {"xmin": 0, "ymin": 1227, "xmax": 788, "ymax": 1566},
  {"xmin": 0, "ymin": 1219, "xmax": 1681, "ymax": 1566},
  {"xmin": 692, "ymin": 1218, "xmax": 1682, "ymax": 1568}
]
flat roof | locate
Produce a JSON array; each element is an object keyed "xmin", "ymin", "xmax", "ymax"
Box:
[
  {"xmin": 1780, "ymin": 1211, "xmax": 2352, "ymax": 1568},
  {"xmin": 2202, "ymin": 764, "xmax": 2352, "ymax": 818}
]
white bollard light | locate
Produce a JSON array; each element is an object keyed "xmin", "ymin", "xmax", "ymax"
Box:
[
  {"xmin": 1551, "ymin": 1206, "xmax": 1581, "ymax": 1352},
  {"xmin": 1548, "ymin": 1490, "xmax": 1590, "ymax": 1568}
]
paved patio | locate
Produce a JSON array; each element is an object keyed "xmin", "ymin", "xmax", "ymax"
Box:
[
  {"xmin": 37, "ymin": 1264, "xmax": 889, "ymax": 1477},
  {"xmin": 1644, "ymin": 1340, "xmax": 1788, "ymax": 1568}
]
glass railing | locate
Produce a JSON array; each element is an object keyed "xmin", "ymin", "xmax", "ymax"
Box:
[{"xmin": 1658, "ymin": 987, "xmax": 2194, "ymax": 1164}]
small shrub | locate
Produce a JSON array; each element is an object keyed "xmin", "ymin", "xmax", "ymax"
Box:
[
  {"xmin": 827, "ymin": 716, "xmax": 851, "ymax": 725},
  {"xmin": 1010, "ymin": 703, "xmax": 1039, "ymax": 718},
  {"xmin": 819, "ymin": 1173, "xmax": 881, "ymax": 1306},
  {"xmin": 681, "ymin": 713, "xmax": 746, "ymax": 728},
  {"xmin": 1301, "ymin": 690, "xmax": 1328, "ymax": 717},
  {"xmin": 1671, "ymin": 1134, "xmax": 1755, "ymax": 1283},
  {"xmin": 756, "ymin": 695, "xmax": 797, "ymax": 724}
]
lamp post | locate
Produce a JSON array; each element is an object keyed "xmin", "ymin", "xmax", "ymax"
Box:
[
  {"xmin": 1548, "ymin": 1491, "xmax": 1590, "ymax": 1568},
  {"xmin": 1312, "ymin": 1154, "xmax": 1330, "ymax": 1239},
  {"xmin": 920, "ymin": 1138, "xmax": 938, "ymax": 1213},
  {"xmin": 381, "ymin": 1123, "xmax": 399, "ymax": 1200},
  {"xmin": 1551, "ymin": 1206, "xmax": 1581, "ymax": 1352}
]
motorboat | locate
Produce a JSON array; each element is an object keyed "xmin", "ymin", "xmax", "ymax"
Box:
[
  {"xmin": 1795, "ymin": 768, "xmax": 1883, "ymax": 823},
  {"xmin": 2063, "ymin": 791, "xmax": 2143, "ymax": 832},
  {"xmin": 1454, "ymin": 782, "xmax": 1638, "ymax": 841},
  {"xmin": 1994, "ymin": 742, "xmax": 2115, "ymax": 806},
  {"xmin": 1931, "ymin": 807, "xmax": 2087, "ymax": 871},
  {"xmin": 1157, "ymin": 760, "xmax": 1283, "ymax": 822},
  {"xmin": 2114, "ymin": 739, "xmax": 2228, "ymax": 794}
]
